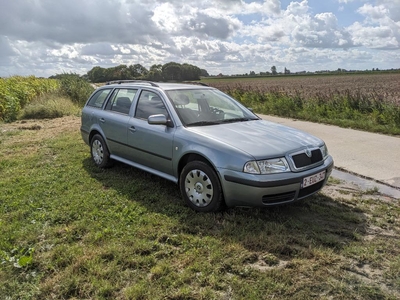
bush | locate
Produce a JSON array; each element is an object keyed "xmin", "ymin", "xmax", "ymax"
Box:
[{"xmin": 54, "ymin": 73, "xmax": 94, "ymax": 106}]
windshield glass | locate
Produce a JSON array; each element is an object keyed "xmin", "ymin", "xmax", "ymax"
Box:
[{"xmin": 166, "ymin": 88, "xmax": 259, "ymax": 126}]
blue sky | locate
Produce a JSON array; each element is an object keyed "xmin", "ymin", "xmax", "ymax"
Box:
[{"xmin": 0, "ymin": 0, "xmax": 399, "ymax": 77}]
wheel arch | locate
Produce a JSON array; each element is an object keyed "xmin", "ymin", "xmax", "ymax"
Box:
[
  {"xmin": 178, "ymin": 153, "xmax": 213, "ymax": 178},
  {"xmin": 178, "ymin": 153, "xmax": 226, "ymax": 198},
  {"xmin": 89, "ymin": 129, "xmax": 104, "ymax": 144},
  {"xmin": 178, "ymin": 154, "xmax": 226, "ymax": 211}
]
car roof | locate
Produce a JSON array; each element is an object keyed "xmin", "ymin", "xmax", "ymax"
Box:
[{"xmin": 103, "ymin": 80, "xmax": 212, "ymax": 91}]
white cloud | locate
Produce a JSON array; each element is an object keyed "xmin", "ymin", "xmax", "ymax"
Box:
[
  {"xmin": 358, "ymin": 4, "xmax": 389, "ymax": 20},
  {"xmin": 0, "ymin": 0, "xmax": 399, "ymax": 77},
  {"xmin": 347, "ymin": 1, "xmax": 400, "ymax": 49}
]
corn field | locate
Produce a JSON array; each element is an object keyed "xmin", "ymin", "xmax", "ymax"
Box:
[
  {"xmin": 0, "ymin": 76, "xmax": 60, "ymax": 122},
  {"xmin": 203, "ymin": 73, "xmax": 400, "ymax": 135},
  {"xmin": 0, "ymin": 75, "xmax": 94, "ymax": 123}
]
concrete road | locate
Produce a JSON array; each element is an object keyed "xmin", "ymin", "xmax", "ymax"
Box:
[{"xmin": 259, "ymin": 114, "xmax": 400, "ymax": 189}]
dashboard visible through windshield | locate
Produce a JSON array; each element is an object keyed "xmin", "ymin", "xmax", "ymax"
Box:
[{"xmin": 166, "ymin": 88, "xmax": 259, "ymax": 126}]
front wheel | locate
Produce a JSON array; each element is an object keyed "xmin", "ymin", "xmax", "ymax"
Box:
[
  {"xmin": 180, "ymin": 161, "xmax": 224, "ymax": 212},
  {"xmin": 90, "ymin": 134, "xmax": 112, "ymax": 168}
]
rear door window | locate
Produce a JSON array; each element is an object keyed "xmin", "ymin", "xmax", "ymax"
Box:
[
  {"xmin": 87, "ymin": 89, "xmax": 112, "ymax": 108},
  {"xmin": 105, "ymin": 88, "xmax": 137, "ymax": 114}
]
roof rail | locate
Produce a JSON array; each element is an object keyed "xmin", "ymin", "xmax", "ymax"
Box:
[
  {"xmin": 106, "ymin": 80, "xmax": 159, "ymax": 87},
  {"xmin": 182, "ymin": 81, "xmax": 209, "ymax": 87}
]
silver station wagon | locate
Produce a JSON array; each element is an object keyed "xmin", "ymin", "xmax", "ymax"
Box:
[{"xmin": 81, "ymin": 80, "xmax": 334, "ymax": 212}]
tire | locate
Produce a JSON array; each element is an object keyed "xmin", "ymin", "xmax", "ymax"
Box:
[
  {"xmin": 90, "ymin": 134, "xmax": 112, "ymax": 168},
  {"xmin": 180, "ymin": 161, "xmax": 224, "ymax": 212}
]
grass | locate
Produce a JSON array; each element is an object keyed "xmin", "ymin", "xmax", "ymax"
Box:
[
  {"xmin": 0, "ymin": 117, "xmax": 399, "ymax": 299},
  {"xmin": 20, "ymin": 93, "xmax": 81, "ymax": 119}
]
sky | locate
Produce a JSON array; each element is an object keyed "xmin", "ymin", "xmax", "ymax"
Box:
[{"xmin": 0, "ymin": 0, "xmax": 399, "ymax": 77}]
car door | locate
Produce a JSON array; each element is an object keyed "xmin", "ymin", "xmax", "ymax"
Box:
[
  {"xmin": 97, "ymin": 88, "xmax": 138, "ymax": 158},
  {"xmin": 126, "ymin": 90, "xmax": 175, "ymax": 176}
]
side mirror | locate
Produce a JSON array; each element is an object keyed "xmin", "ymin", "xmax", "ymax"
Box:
[
  {"xmin": 148, "ymin": 114, "xmax": 174, "ymax": 127},
  {"xmin": 148, "ymin": 114, "xmax": 168, "ymax": 125}
]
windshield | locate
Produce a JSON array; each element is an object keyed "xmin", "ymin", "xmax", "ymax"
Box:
[{"xmin": 166, "ymin": 88, "xmax": 259, "ymax": 126}]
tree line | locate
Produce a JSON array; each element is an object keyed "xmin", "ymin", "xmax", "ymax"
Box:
[{"xmin": 85, "ymin": 62, "xmax": 209, "ymax": 83}]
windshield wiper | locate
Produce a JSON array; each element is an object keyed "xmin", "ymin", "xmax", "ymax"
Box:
[
  {"xmin": 220, "ymin": 117, "xmax": 258, "ymax": 123},
  {"xmin": 186, "ymin": 121, "xmax": 221, "ymax": 127}
]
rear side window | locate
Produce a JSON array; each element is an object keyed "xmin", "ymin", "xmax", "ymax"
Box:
[
  {"xmin": 87, "ymin": 89, "xmax": 112, "ymax": 108},
  {"xmin": 105, "ymin": 88, "xmax": 137, "ymax": 114}
]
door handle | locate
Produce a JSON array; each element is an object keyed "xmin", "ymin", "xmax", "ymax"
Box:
[
  {"xmin": 99, "ymin": 118, "xmax": 105, "ymax": 123},
  {"xmin": 129, "ymin": 126, "xmax": 136, "ymax": 132}
]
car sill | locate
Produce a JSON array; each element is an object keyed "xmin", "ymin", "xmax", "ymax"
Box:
[{"xmin": 110, "ymin": 155, "xmax": 178, "ymax": 184}]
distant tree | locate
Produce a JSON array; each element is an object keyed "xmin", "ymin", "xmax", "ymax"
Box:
[
  {"xmin": 86, "ymin": 62, "xmax": 205, "ymax": 83},
  {"xmin": 87, "ymin": 66, "xmax": 107, "ymax": 83},
  {"xmin": 200, "ymin": 69, "xmax": 209, "ymax": 77},
  {"xmin": 181, "ymin": 63, "xmax": 202, "ymax": 81},
  {"xmin": 271, "ymin": 66, "xmax": 277, "ymax": 75},
  {"xmin": 162, "ymin": 62, "xmax": 182, "ymax": 81},
  {"xmin": 146, "ymin": 64, "xmax": 164, "ymax": 81},
  {"xmin": 129, "ymin": 64, "xmax": 148, "ymax": 78},
  {"xmin": 249, "ymin": 71, "xmax": 256, "ymax": 76},
  {"xmin": 284, "ymin": 67, "xmax": 290, "ymax": 75},
  {"xmin": 150, "ymin": 64, "xmax": 163, "ymax": 73},
  {"xmin": 161, "ymin": 62, "xmax": 201, "ymax": 81},
  {"xmin": 111, "ymin": 64, "xmax": 131, "ymax": 80}
]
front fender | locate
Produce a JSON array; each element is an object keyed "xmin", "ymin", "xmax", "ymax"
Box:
[{"xmin": 173, "ymin": 134, "xmax": 254, "ymax": 179}]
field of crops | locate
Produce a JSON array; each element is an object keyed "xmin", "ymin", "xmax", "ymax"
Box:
[
  {"xmin": 202, "ymin": 73, "xmax": 400, "ymax": 105},
  {"xmin": 0, "ymin": 75, "xmax": 94, "ymax": 123},
  {"xmin": 0, "ymin": 76, "xmax": 60, "ymax": 122},
  {"xmin": 202, "ymin": 73, "xmax": 400, "ymax": 135}
]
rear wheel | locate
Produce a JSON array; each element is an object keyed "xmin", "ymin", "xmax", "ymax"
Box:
[
  {"xmin": 180, "ymin": 161, "xmax": 224, "ymax": 212},
  {"xmin": 90, "ymin": 134, "xmax": 112, "ymax": 168}
]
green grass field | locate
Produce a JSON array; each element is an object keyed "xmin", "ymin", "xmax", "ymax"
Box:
[{"xmin": 1, "ymin": 116, "xmax": 399, "ymax": 299}]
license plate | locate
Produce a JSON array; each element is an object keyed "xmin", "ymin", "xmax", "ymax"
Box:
[{"xmin": 302, "ymin": 171, "xmax": 326, "ymax": 188}]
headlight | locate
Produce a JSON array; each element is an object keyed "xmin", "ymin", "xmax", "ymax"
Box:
[
  {"xmin": 244, "ymin": 158, "xmax": 290, "ymax": 174},
  {"xmin": 320, "ymin": 144, "xmax": 329, "ymax": 158}
]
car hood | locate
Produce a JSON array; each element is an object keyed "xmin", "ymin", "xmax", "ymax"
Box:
[{"xmin": 187, "ymin": 119, "xmax": 323, "ymax": 159}]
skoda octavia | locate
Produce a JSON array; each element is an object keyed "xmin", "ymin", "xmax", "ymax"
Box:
[{"xmin": 81, "ymin": 81, "xmax": 334, "ymax": 212}]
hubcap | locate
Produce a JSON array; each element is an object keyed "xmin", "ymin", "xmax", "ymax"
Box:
[
  {"xmin": 184, "ymin": 169, "xmax": 213, "ymax": 207},
  {"xmin": 92, "ymin": 139, "xmax": 103, "ymax": 165}
]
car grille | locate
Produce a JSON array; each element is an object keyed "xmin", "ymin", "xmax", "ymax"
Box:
[
  {"xmin": 291, "ymin": 149, "xmax": 323, "ymax": 169},
  {"xmin": 262, "ymin": 181, "xmax": 325, "ymax": 205},
  {"xmin": 262, "ymin": 191, "xmax": 296, "ymax": 204}
]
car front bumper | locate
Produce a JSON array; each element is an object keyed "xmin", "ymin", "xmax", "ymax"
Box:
[{"xmin": 218, "ymin": 156, "xmax": 334, "ymax": 207}]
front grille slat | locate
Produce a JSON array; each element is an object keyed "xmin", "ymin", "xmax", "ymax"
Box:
[{"xmin": 291, "ymin": 149, "xmax": 323, "ymax": 169}]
